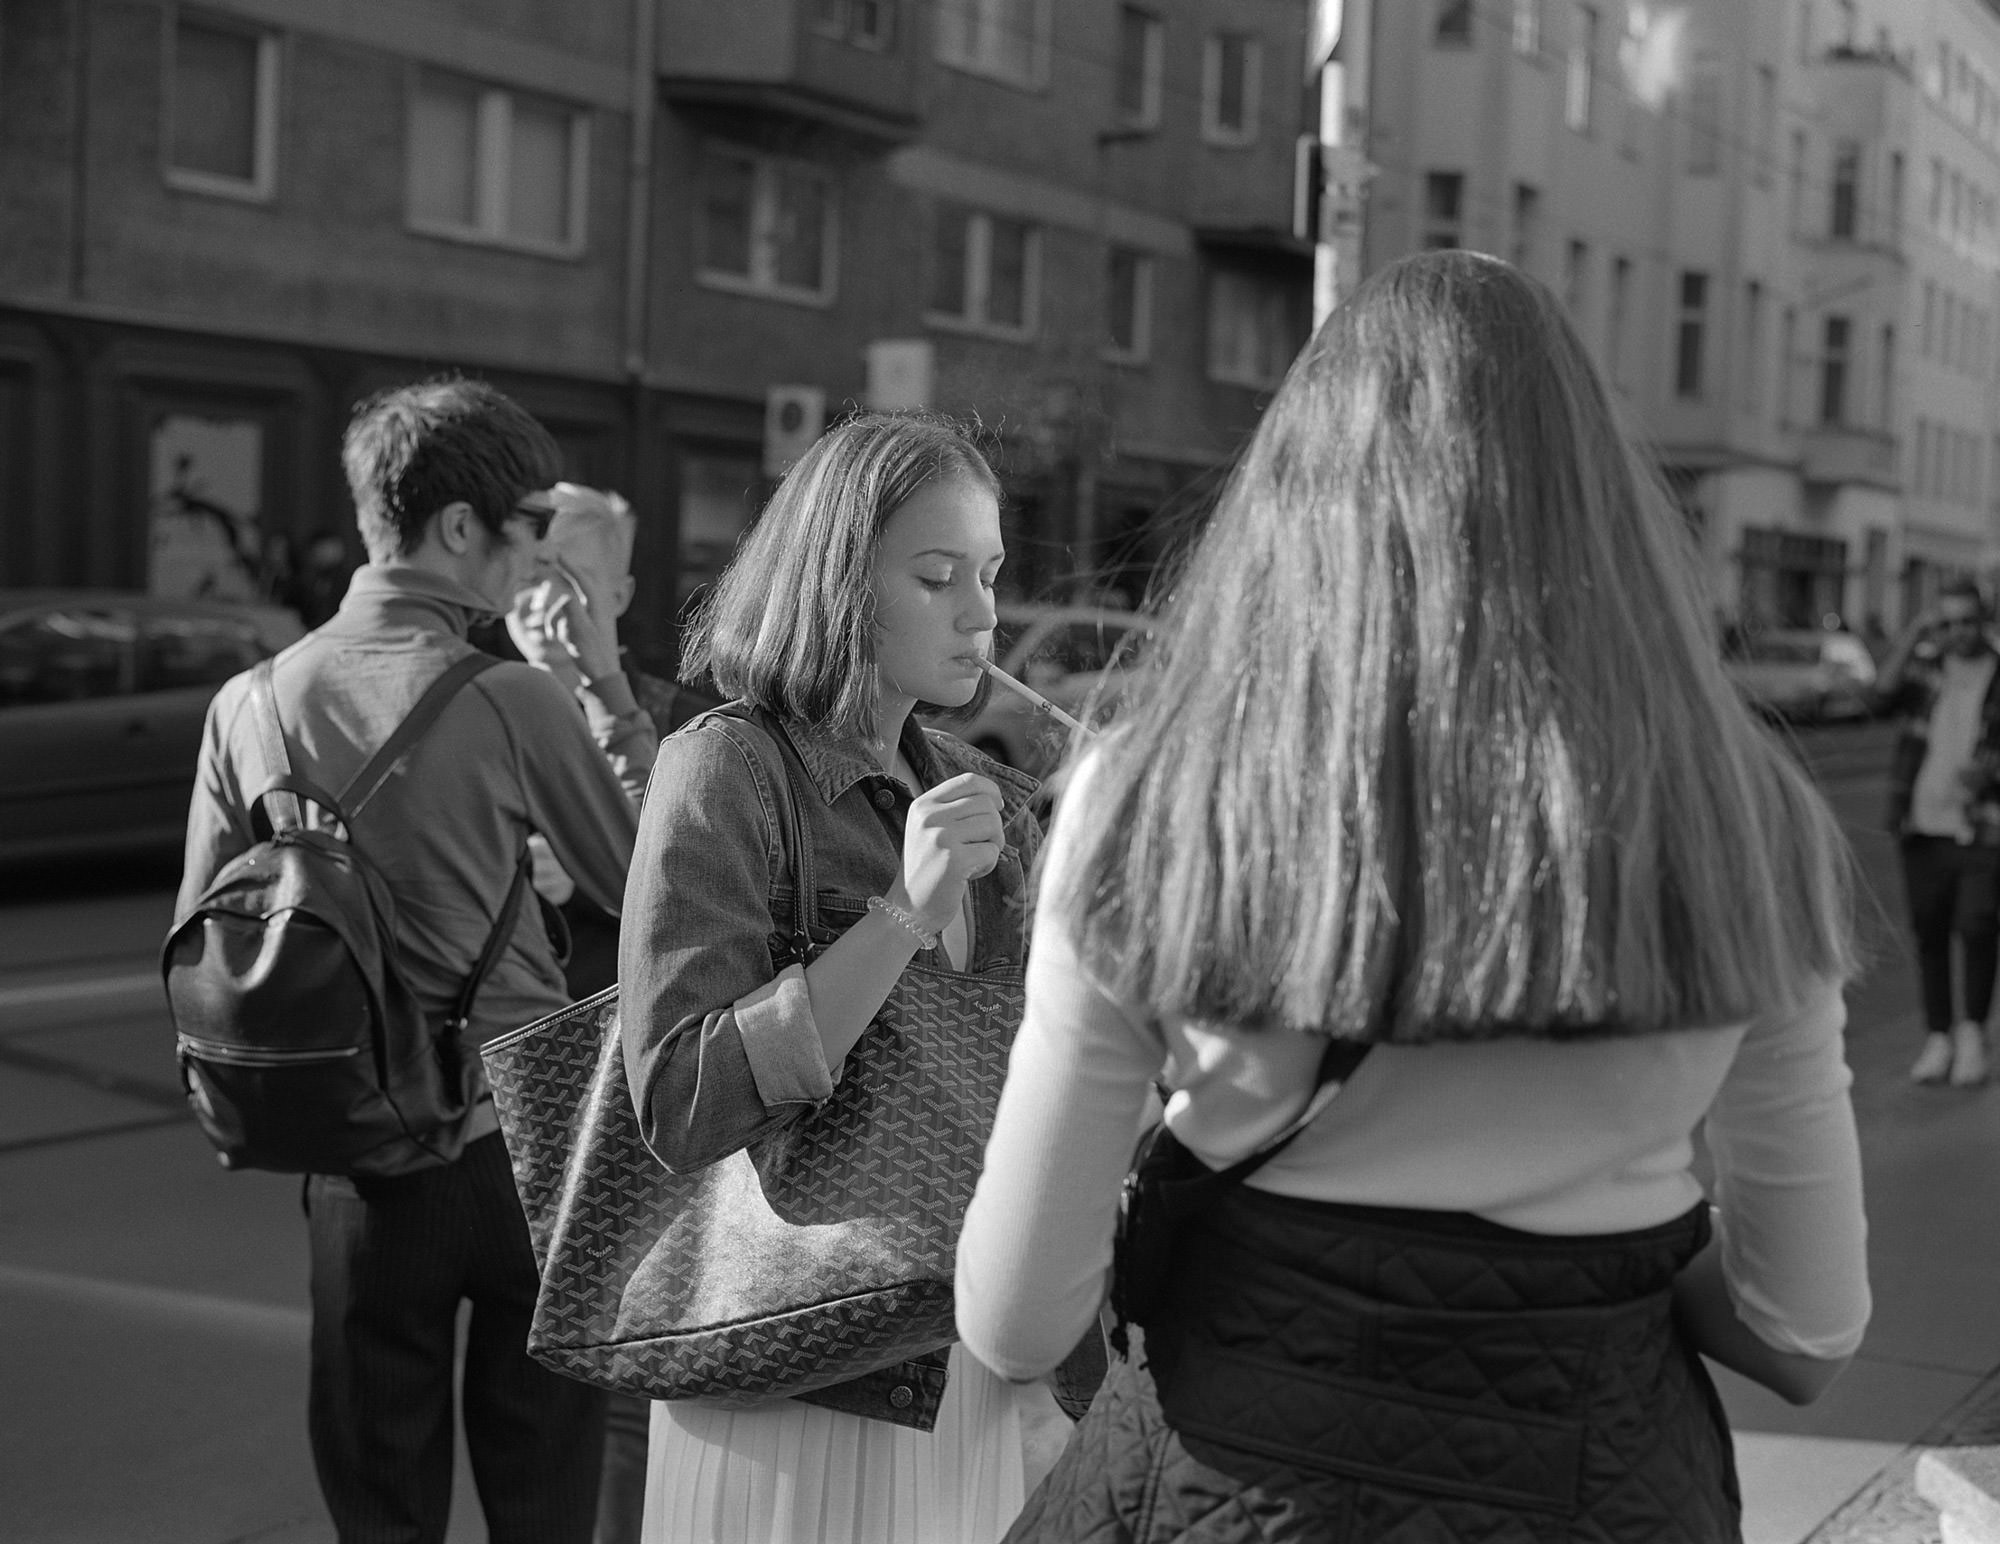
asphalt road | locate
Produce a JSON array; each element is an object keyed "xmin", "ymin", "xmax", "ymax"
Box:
[{"xmin": 1, "ymin": 718, "xmax": 1995, "ymax": 1544}]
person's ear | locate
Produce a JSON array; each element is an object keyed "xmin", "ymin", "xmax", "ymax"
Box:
[
  {"xmin": 611, "ymin": 574, "xmax": 636, "ymax": 619},
  {"xmin": 434, "ymin": 501, "xmax": 480, "ymax": 555}
]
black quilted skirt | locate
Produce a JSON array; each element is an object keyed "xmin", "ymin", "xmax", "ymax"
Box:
[{"xmin": 1007, "ymin": 1192, "xmax": 1740, "ymax": 1544}]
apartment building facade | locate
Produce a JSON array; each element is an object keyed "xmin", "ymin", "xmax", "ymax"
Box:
[
  {"xmin": 1360, "ymin": 0, "xmax": 2000, "ymax": 635},
  {"xmin": 0, "ymin": 0, "xmax": 1312, "ymax": 668}
]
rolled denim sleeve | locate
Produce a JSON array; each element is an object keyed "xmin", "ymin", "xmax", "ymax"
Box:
[{"xmin": 620, "ymin": 721, "xmax": 835, "ymax": 1174}]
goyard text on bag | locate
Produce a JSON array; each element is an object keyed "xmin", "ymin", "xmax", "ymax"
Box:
[
  {"xmin": 482, "ymin": 708, "xmax": 1026, "ymax": 1417},
  {"xmin": 1109, "ymin": 1035, "xmax": 1371, "ymax": 1354},
  {"xmin": 164, "ymin": 654, "xmax": 530, "ymax": 1178}
]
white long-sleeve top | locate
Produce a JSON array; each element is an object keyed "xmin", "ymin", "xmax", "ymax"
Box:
[{"xmin": 955, "ymin": 788, "xmax": 1872, "ymax": 1382}]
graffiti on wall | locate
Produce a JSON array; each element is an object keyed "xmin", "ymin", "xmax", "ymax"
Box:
[{"xmin": 147, "ymin": 413, "xmax": 265, "ymax": 602}]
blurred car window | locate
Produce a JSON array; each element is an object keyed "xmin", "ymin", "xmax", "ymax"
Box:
[
  {"xmin": 1743, "ymin": 636, "xmax": 1824, "ymax": 666},
  {"xmin": 0, "ymin": 606, "xmax": 133, "ymax": 707},
  {"xmin": 138, "ymin": 614, "xmax": 262, "ymax": 692},
  {"xmin": 1018, "ymin": 618, "xmax": 1143, "ymax": 682}
]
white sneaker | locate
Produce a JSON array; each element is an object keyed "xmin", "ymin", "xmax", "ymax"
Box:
[
  {"xmin": 1911, "ymin": 1033, "xmax": 1955, "ymax": 1084},
  {"xmin": 1950, "ymin": 1022, "xmax": 1990, "ymax": 1087}
]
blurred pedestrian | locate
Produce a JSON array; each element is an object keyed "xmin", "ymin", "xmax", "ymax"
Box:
[
  {"xmin": 176, "ymin": 378, "xmax": 649, "ymax": 1544},
  {"xmin": 502, "ymin": 481, "xmax": 695, "ymax": 1544},
  {"xmin": 1874, "ymin": 579, "xmax": 2000, "ymax": 1086},
  {"xmin": 297, "ymin": 527, "xmax": 357, "ymax": 629},
  {"xmin": 620, "ymin": 413, "xmax": 1073, "ymax": 1544},
  {"xmin": 956, "ymin": 251, "xmax": 1870, "ymax": 1542}
]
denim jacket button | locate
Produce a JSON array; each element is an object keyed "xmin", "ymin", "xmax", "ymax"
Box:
[
  {"xmin": 888, "ymin": 1384, "xmax": 915, "ymax": 1409},
  {"xmin": 872, "ymin": 787, "xmax": 897, "ymax": 810}
]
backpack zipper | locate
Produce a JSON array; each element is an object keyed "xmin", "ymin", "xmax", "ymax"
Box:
[{"xmin": 177, "ymin": 1034, "xmax": 360, "ymax": 1066}]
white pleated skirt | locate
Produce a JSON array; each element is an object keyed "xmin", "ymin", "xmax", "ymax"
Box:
[{"xmin": 640, "ymin": 1346, "xmax": 1032, "ymax": 1544}]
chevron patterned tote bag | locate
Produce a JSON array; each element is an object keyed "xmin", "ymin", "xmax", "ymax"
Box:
[{"xmin": 482, "ymin": 713, "xmax": 1025, "ymax": 1402}]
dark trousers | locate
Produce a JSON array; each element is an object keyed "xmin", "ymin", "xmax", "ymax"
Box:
[
  {"xmin": 304, "ymin": 1131, "xmax": 607, "ymax": 1544},
  {"xmin": 1901, "ymin": 835, "xmax": 2000, "ymax": 1035}
]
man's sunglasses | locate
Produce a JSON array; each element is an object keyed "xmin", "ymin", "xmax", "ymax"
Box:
[{"xmin": 509, "ymin": 497, "xmax": 557, "ymax": 541}]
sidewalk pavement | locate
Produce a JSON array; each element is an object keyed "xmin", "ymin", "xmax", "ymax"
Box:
[{"xmin": 3, "ymin": 830, "xmax": 1999, "ymax": 1541}]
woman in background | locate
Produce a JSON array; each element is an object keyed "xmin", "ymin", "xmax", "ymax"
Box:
[{"xmin": 956, "ymin": 252, "xmax": 1869, "ymax": 1542}]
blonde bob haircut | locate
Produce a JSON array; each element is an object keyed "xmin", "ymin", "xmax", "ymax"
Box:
[
  {"xmin": 1053, "ymin": 251, "xmax": 1858, "ymax": 1042},
  {"xmin": 682, "ymin": 412, "xmax": 1001, "ymax": 739}
]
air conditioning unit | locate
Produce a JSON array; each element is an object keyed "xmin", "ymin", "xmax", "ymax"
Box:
[{"xmin": 763, "ymin": 385, "xmax": 827, "ymax": 478}]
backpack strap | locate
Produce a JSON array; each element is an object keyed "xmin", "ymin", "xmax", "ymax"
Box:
[
  {"xmin": 443, "ymin": 846, "xmax": 533, "ymax": 1040},
  {"xmin": 247, "ymin": 659, "xmax": 348, "ymax": 838},
  {"xmin": 340, "ymin": 652, "xmax": 501, "ymax": 816}
]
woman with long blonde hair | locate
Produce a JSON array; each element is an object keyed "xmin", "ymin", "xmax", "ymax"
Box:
[{"xmin": 955, "ymin": 251, "xmax": 1869, "ymax": 1542}]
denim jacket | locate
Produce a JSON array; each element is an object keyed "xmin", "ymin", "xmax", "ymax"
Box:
[{"xmin": 620, "ymin": 704, "xmax": 1052, "ymax": 1430}]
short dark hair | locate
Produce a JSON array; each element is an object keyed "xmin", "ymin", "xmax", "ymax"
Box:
[
  {"xmin": 683, "ymin": 412, "xmax": 1001, "ymax": 738},
  {"xmin": 342, "ymin": 377, "xmax": 561, "ymax": 560}
]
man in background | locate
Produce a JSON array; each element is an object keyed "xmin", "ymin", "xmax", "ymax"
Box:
[
  {"xmin": 1876, "ymin": 578, "xmax": 2000, "ymax": 1087},
  {"xmin": 178, "ymin": 380, "xmax": 647, "ymax": 1543}
]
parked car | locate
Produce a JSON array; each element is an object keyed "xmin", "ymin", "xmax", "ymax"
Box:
[
  {"xmin": 956, "ymin": 604, "xmax": 1152, "ymax": 777},
  {"xmin": 0, "ymin": 590, "xmax": 305, "ymax": 866},
  {"xmin": 1721, "ymin": 627, "xmax": 1878, "ymax": 723}
]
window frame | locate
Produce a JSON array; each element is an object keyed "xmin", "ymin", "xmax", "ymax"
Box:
[
  {"xmin": 1675, "ymin": 269, "xmax": 1709, "ymax": 401},
  {"xmin": 405, "ymin": 67, "xmax": 592, "ymax": 259},
  {"xmin": 1819, "ymin": 313, "xmax": 1850, "ymax": 426},
  {"xmin": 1435, "ymin": 0, "xmax": 1474, "ymax": 48},
  {"xmin": 1201, "ymin": 31, "xmax": 1263, "ymax": 147},
  {"xmin": 694, "ymin": 144, "xmax": 842, "ymax": 308},
  {"xmin": 162, "ymin": 8, "xmax": 282, "ymax": 203},
  {"xmin": 812, "ymin": 0, "xmax": 896, "ymax": 50},
  {"xmin": 924, "ymin": 204, "xmax": 1041, "ymax": 341},
  {"xmin": 935, "ymin": 0, "xmax": 1053, "ymax": 92},
  {"xmin": 1423, "ymin": 171, "xmax": 1465, "ymax": 249},
  {"xmin": 1114, "ymin": 5, "xmax": 1166, "ymax": 133},
  {"xmin": 1566, "ymin": 2, "xmax": 1598, "ymax": 134},
  {"xmin": 1205, "ymin": 266, "xmax": 1298, "ymax": 390},
  {"xmin": 1102, "ymin": 245, "xmax": 1154, "ymax": 365},
  {"xmin": 1829, "ymin": 140, "xmax": 1860, "ymax": 240}
]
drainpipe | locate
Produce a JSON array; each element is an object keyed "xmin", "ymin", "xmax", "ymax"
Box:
[{"xmin": 623, "ymin": 0, "xmax": 658, "ymax": 379}]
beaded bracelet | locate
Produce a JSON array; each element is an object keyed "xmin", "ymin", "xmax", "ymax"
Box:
[{"xmin": 867, "ymin": 895, "xmax": 939, "ymax": 949}]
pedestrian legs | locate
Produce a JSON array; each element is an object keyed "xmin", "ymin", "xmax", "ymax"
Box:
[{"xmin": 1900, "ymin": 835, "xmax": 1997, "ymax": 1085}]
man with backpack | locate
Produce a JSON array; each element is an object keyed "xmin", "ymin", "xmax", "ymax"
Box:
[{"xmin": 172, "ymin": 378, "xmax": 647, "ymax": 1544}]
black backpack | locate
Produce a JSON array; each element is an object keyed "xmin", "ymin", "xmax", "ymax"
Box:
[{"xmin": 163, "ymin": 653, "xmax": 530, "ymax": 1177}]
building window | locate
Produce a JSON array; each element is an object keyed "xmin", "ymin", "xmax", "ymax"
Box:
[
  {"xmin": 1921, "ymin": 280, "xmax": 1935, "ymax": 356},
  {"xmin": 1114, "ymin": 7, "xmax": 1165, "ymax": 130},
  {"xmin": 1685, "ymin": 53, "xmax": 1721, "ymax": 175},
  {"xmin": 1207, "ymin": 269, "xmax": 1299, "ymax": 388},
  {"xmin": 1742, "ymin": 279, "xmax": 1764, "ymax": 415},
  {"xmin": 1879, "ymin": 323, "xmax": 1894, "ymax": 430},
  {"xmin": 814, "ymin": 0, "xmax": 895, "ymax": 48},
  {"xmin": 408, "ymin": 71, "xmax": 589, "ymax": 255},
  {"xmin": 1752, "ymin": 65, "xmax": 1776, "ymax": 187},
  {"xmin": 1789, "ymin": 130, "xmax": 1808, "ymax": 232},
  {"xmin": 1436, "ymin": 0, "xmax": 1473, "ymax": 47},
  {"xmin": 1513, "ymin": 0, "xmax": 1542, "ymax": 55},
  {"xmin": 1202, "ymin": 33, "xmax": 1262, "ymax": 145},
  {"xmin": 928, "ymin": 204, "xmax": 1037, "ymax": 337},
  {"xmin": 1424, "ymin": 172, "xmax": 1465, "ymax": 248},
  {"xmin": 1607, "ymin": 254, "xmax": 1631, "ymax": 384},
  {"xmin": 1105, "ymin": 246, "xmax": 1153, "ymax": 362},
  {"xmin": 1819, "ymin": 314, "xmax": 1850, "ymax": 425},
  {"xmin": 696, "ymin": 146, "xmax": 838, "ymax": 304},
  {"xmin": 1510, "ymin": 182, "xmax": 1540, "ymax": 268},
  {"xmin": 1931, "ymin": 157, "xmax": 1945, "ymax": 229},
  {"xmin": 1888, "ymin": 151, "xmax": 1904, "ymax": 241},
  {"xmin": 1778, "ymin": 306, "xmax": 1796, "ymax": 422},
  {"xmin": 1829, "ymin": 141, "xmax": 1859, "ymax": 239},
  {"xmin": 1675, "ymin": 270, "xmax": 1708, "ymax": 399},
  {"xmin": 1915, "ymin": 419, "xmax": 1931, "ymax": 495},
  {"xmin": 165, "ymin": 14, "xmax": 279, "ymax": 201},
  {"xmin": 1566, "ymin": 4, "xmax": 1597, "ymax": 132},
  {"xmin": 1564, "ymin": 238, "xmax": 1589, "ymax": 319},
  {"xmin": 936, "ymin": 0, "xmax": 1050, "ymax": 89}
]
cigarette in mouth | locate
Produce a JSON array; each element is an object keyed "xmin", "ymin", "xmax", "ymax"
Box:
[{"xmin": 975, "ymin": 656, "xmax": 1091, "ymax": 739}]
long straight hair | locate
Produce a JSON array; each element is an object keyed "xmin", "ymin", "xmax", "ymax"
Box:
[
  {"xmin": 683, "ymin": 412, "xmax": 1001, "ymax": 738},
  {"xmin": 1055, "ymin": 252, "xmax": 1856, "ymax": 1041}
]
